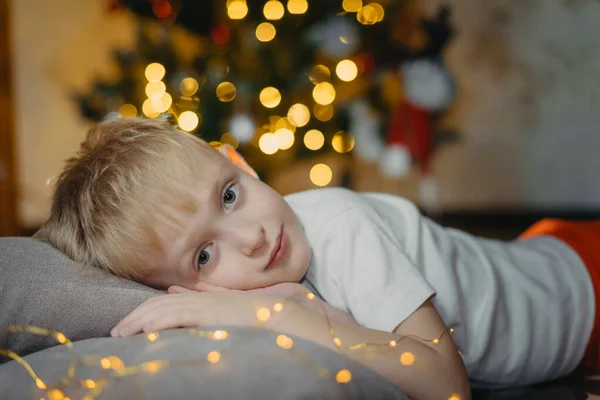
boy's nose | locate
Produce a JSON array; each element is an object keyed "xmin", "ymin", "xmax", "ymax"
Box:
[{"xmin": 227, "ymin": 222, "xmax": 266, "ymax": 256}]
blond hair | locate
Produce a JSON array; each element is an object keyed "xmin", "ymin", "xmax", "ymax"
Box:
[{"xmin": 35, "ymin": 117, "xmax": 215, "ymax": 280}]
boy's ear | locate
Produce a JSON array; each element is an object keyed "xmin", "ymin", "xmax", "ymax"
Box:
[{"xmin": 218, "ymin": 144, "xmax": 259, "ymax": 179}]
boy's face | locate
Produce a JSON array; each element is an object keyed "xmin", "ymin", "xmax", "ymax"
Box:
[{"xmin": 144, "ymin": 146, "xmax": 311, "ymax": 291}]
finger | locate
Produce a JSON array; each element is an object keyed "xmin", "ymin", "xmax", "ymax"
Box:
[
  {"xmin": 168, "ymin": 285, "xmax": 194, "ymax": 294},
  {"xmin": 112, "ymin": 295, "xmax": 174, "ymax": 336},
  {"xmin": 142, "ymin": 308, "xmax": 202, "ymax": 333},
  {"xmin": 195, "ymin": 281, "xmax": 229, "ymax": 292}
]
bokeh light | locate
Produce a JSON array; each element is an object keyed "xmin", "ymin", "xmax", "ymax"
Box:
[
  {"xmin": 263, "ymin": 0, "xmax": 285, "ymax": 20},
  {"xmin": 304, "ymin": 129, "xmax": 324, "ymax": 150},
  {"xmin": 180, "ymin": 77, "xmax": 199, "ymax": 96},
  {"xmin": 309, "ymin": 65, "xmax": 331, "ymax": 84},
  {"xmin": 145, "ymin": 81, "xmax": 166, "ymax": 100},
  {"xmin": 312, "ymin": 82, "xmax": 336, "ymax": 105},
  {"xmin": 336, "ymin": 369, "xmax": 352, "ymax": 383},
  {"xmin": 342, "ymin": 0, "xmax": 362, "ymax": 12},
  {"xmin": 275, "ymin": 128, "xmax": 294, "ymax": 150},
  {"xmin": 256, "ymin": 22, "xmax": 276, "ymax": 42},
  {"xmin": 257, "ymin": 307, "xmax": 271, "ymax": 322},
  {"xmin": 118, "ymin": 104, "xmax": 137, "ymax": 118},
  {"xmin": 227, "ymin": 0, "xmax": 248, "ymax": 19},
  {"xmin": 151, "ymin": 92, "xmax": 172, "ymax": 113},
  {"xmin": 260, "ymin": 87, "xmax": 282, "ymax": 108},
  {"xmin": 357, "ymin": 4, "xmax": 378, "ymax": 25},
  {"xmin": 332, "ymin": 131, "xmax": 355, "ymax": 153},
  {"xmin": 313, "ymin": 104, "xmax": 334, "ymax": 121},
  {"xmin": 276, "ymin": 334, "xmax": 294, "ymax": 349},
  {"xmin": 400, "ymin": 352, "xmax": 415, "ymax": 366},
  {"xmin": 287, "ymin": 103, "xmax": 310, "ymax": 127},
  {"xmin": 142, "ymin": 98, "xmax": 160, "ymax": 118},
  {"xmin": 371, "ymin": 2, "xmax": 385, "ymax": 22},
  {"xmin": 178, "ymin": 111, "xmax": 200, "ymax": 132},
  {"xmin": 336, "ymin": 59, "xmax": 358, "ymax": 82},
  {"xmin": 220, "ymin": 132, "xmax": 239, "ymax": 149},
  {"xmin": 207, "ymin": 351, "xmax": 221, "ymax": 364},
  {"xmin": 216, "ymin": 81, "xmax": 236, "ymax": 102},
  {"xmin": 145, "ymin": 63, "xmax": 166, "ymax": 82},
  {"xmin": 259, "ymin": 133, "xmax": 280, "ymax": 155},
  {"xmin": 310, "ymin": 163, "xmax": 332, "ymax": 187},
  {"xmin": 287, "ymin": 0, "xmax": 308, "ymax": 14}
]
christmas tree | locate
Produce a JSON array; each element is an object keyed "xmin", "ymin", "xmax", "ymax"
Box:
[{"xmin": 77, "ymin": 0, "xmax": 458, "ymax": 192}]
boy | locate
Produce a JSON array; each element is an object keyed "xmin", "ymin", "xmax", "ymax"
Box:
[{"xmin": 35, "ymin": 118, "xmax": 599, "ymax": 398}]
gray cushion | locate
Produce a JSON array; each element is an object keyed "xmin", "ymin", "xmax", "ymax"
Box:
[
  {"xmin": 0, "ymin": 237, "xmax": 159, "ymax": 360},
  {"xmin": 0, "ymin": 327, "xmax": 408, "ymax": 399}
]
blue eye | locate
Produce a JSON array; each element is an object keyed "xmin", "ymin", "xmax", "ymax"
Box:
[
  {"xmin": 196, "ymin": 244, "xmax": 213, "ymax": 269},
  {"xmin": 222, "ymin": 183, "xmax": 239, "ymax": 210}
]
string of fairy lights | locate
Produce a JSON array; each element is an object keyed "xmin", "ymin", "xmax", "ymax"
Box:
[
  {"xmin": 113, "ymin": 0, "xmax": 388, "ymax": 187},
  {"xmin": 1, "ymin": 291, "xmax": 460, "ymax": 400}
]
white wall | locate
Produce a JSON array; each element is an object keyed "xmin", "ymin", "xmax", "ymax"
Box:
[{"xmin": 11, "ymin": 0, "xmax": 135, "ymax": 227}]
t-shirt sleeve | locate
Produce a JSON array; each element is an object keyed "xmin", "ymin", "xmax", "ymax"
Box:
[{"xmin": 333, "ymin": 206, "xmax": 436, "ymax": 332}]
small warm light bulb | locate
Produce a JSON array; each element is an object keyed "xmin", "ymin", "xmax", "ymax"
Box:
[
  {"xmin": 273, "ymin": 302, "xmax": 284, "ymax": 312},
  {"xmin": 276, "ymin": 334, "xmax": 294, "ymax": 349},
  {"xmin": 259, "ymin": 133, "xmax": 279, "ymax": 155},
  {"xmin": 83, "ymin": 379, "xmax": 96, "ymax": 389},
  {"xmin": 389, "ymin": 340, "xmax": 397, "ymax": 347},
  {"xmin": 259, "ymin": 87, "xmax": 281, "ymax": 108},
  {"xmin": 448, "ymin": 394, "xmax": 461, "ymax": 400},
  {"xmin": 207, "ymin": 351, "xmax": 221, "ymax": 364},
  {"xmin": 336, "ymin": 59, "xmax": 358, "ymax": 82},
  {"xmin": 107, "ymin": 355, "xmax": 124, "ymax": 370},
  {"xmin": 216, "ymin": 81, "xmax": 236, "ymax": 102},
  {"xmin": 400, "ymin": 352, "xmax": 415, "ymax": 366},
  {"xmin": 35, "ymin": 379, "xmax": 47, "ymax": 390},
  {"xmin": 178, "ymin": 111, "xmax": 200, "ymax": 132},
  {"xmin": 263, "ymin": 0, "xmax": 284, "ymax": 20},
  {"xmin": 48, "ymin": 389, "xmax": 65, "ymax": 400},
  {"xmin": 55, "ymin": 333, "xmax": 67, "ymax": 344},
  {"xmin": 306, "ymin": 292, "xmax": 316, "ymax": 300},
  {"xmin": 227, "ymin": 0, "xmax": 248, "ymax": 19},
  {"xmin": 433, "ymin": 338, "xmax": 440, "ymax": 344},
  {"xmin": 213, "ymin": 330, "xmax": 228, "ymax": 340},
  {"xmin": 255, "ymin": 22, "xmax": 276, "ymax": 42},
  {"xmin": 287, "ymin": 0, "xmax": 308, "ymax": 14},
  {"xmin": 312, "ymin": 82, "xmax": 336, "ymax": 105},
  {"xmin": 147, "ymin": 333, "xmax": 159, "ymax": 342},
  {"xmin": 287, "ymin": 103, "xmax": 310, "ymax": 127},
  {"xmin": 257, "ymin": 307, "xmax": 271, "ymax": 322},
  {"xmin": 275, "ymin": 128, "xmax": 294, "ymax": 150},
  {"xmin": 304, "ymin": 129, "xmax": 324, "ymax": 150},
  {"xmin": 152, "ymin": 92, "xmax": 172, "ymax": 113},
  {"xmin": 336, "ymin": 369, "xmax": 352, "ymax": 383},
  {"xmin": 450, "ymin": 328, "xmax": 455, "ymax": 333},
  {"xmin": 145, "ymin": 63, "xmax": 166, "ymax": 82},
  {"xmin": 100, "ymin": 358, "xmax": 111, "ymax": 369},
  {"xmin": 333, "ymin": 337, "xmax": 342, "ymax": 347}
]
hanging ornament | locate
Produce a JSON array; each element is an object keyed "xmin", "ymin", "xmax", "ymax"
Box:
[
  {"xmin": 348, "ymin": 100, "xmax": 384, "ymax": 163},
  {"xmin": 400, "ymin": 58, "xmax": 454, "ymax": 111}
]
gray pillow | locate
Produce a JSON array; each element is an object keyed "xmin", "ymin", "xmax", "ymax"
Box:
[
  {"xmin": 0, "ymin": 327, "xmax": 408, "ymax": 399},
  {"xmin": 0, "ymin": 237, "xmax": 159, "ymax": 361}
]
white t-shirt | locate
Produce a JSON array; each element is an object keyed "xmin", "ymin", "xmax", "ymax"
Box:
[{"xmin": 285, "ymin": 188, "xmax": 595, "ymax": 388}]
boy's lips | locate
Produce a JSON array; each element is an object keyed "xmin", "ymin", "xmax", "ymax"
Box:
[{"xmin": 265, "ymin": 226, "xmax": 286, "ymax": 270}]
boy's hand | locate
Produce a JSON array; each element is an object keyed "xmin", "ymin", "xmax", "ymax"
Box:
[
  {"xmin": 110, "ymin": 291, "xmax": 283, "ymax": 337},
  {"xmin": 169, "ymin": 282, "xmax": 358, "ymax": 327}
]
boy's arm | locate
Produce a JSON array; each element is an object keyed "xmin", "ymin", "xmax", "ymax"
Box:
[
  {"xmin": 113, "ymin": 292, "xmax": 470, "ymax": 400},
  {"xmin": 276, "ymin": 298, "xmax": 471, "ymax": 400}
]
